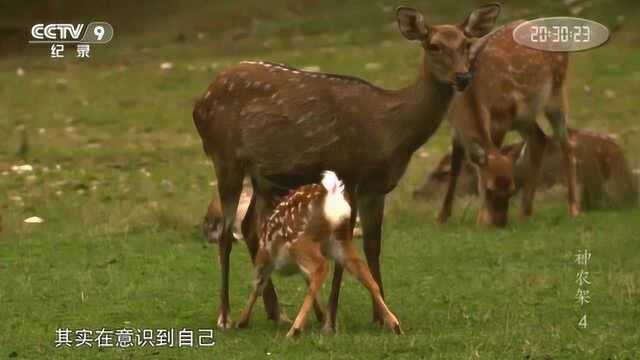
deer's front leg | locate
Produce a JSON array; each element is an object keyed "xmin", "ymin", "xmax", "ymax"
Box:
[
  {"xmin": 358, "ymin": 193, "xmax": 386, "ymax": 325},
  {"xmin": 437, "ymin": 139, "xmax": 465, "ymax": 224},
  {"xmin": 546, "ymin": 90, "xmax": 579, "ymax": 217}
]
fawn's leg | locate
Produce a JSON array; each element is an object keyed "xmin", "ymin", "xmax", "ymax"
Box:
[
  {"xmin": 287, "ymin": 260, "xmax": 329, "ymax": 337},
  {"xmin": 242, "ymin": 190, "xmax": 288, "ymax": 323},
  {"xmin": 303, "ymin": 277, "xmax": 327, "ymax": 324},
  {"xmin": 325, "ymin": 184, "xmax": 357, "ymax": 333},
  {"xmin": 340, "ymin": 242, "xmax": 402, "ymax": 335},
  {"xmin": 236, "ymin": 249, "xmax": 274, "ymax": 328}
]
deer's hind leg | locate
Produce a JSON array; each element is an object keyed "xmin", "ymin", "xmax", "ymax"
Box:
[
  {"xmin": 545, "ymin": 85, "xmax": 579, "ymax": 217},
  {"xmin": 518, "ymin": 122, "xmax": 548, "ymax": 217},
  {"xmin": 325, "ymin": 183, "xmax": 357, "ymax": 333},
  {"xmin": 212, "ymin": 158, "xmax": 244, "ymax": 329}
]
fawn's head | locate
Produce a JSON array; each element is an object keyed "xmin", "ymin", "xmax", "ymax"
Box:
[
  {"xmin": 396, "ymin": 4, "xmax": 501, "ymax": 91},
  {"xmin": 469, "ymin": 145, "xmax": 516, "ymax": 227}
]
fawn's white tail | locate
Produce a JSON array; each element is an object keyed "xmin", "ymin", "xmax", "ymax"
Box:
[{"xmin": 321, "ymin": 171, "xmax": 351, "ymax": 227}]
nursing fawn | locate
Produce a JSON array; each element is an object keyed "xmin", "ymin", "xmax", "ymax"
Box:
[{"xmin": 236, "ymin": 171, "xmax": 402, "ymax": 337}]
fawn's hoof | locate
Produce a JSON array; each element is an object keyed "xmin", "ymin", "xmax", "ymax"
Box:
[
  {"xmin": 286, "ymin": 327, "xmax": 302, "ymax": 338},
  {"xmin": 217, "ymin": 313, "xmax": 233, "ymax": 330},
  {"xmin": 391, "ymin": 322, "xmax": 403, "ymax": 335},
  {"xmin": 235, "ymin": 317, "xmax": 250, "ymax": 329}
]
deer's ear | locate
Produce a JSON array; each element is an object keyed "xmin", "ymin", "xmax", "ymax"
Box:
[
  {"xmin": 396, "ymin": 7, "xmax": 429, "ymax": 41},
  {"xmin": 461, "ymin": 3, "xmax": 501, "ymax": 38}
]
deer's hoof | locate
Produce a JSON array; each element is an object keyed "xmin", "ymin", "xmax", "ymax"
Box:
[
  {"xmin": 235, "ymin": 317, "xmax": 250, "ymax": 329},
  {"xmin": 569, "ymin": 204, "xmax": 579, "ymax": 218},
  {"xmin": 436, "ymin": 212, "xmax": 450, "ymax": 224},
  {"xmin": 217, "ymin": 313, "xmax": 233, "ymax": 330},
  {"xmin": 321, "ymin": 321, "xmax": 336, "ymax": 334},
  {"xmin": 391, "ymin": 322, "xmax": 403, "ymax": 335},
  {"xmin": 286, "ymin": 327, "xmax": 302, "ymax": 338},
  {"xmin": 519, "ymin": 209, "xmax": 533, "ymax": 220}
]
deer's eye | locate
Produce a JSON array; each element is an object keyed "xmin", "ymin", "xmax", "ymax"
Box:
[{"xmin": 427, "ymin": 43, "xmax": 441, "ymax": 53}]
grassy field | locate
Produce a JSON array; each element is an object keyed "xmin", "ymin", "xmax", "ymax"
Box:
[{"xmin": 1, "ymin": 1, "xmax": 639, "ymax": 358}]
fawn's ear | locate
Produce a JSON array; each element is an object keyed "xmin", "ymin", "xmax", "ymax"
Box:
[
  {"xmin": 461, "ymin": 3, "xmax": 501, "ymax": 38},
  {"xmin": 396, "ymin": 7, "xmax": 429, "ymax": 41}
]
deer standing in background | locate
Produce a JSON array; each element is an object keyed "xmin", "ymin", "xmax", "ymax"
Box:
[
  {"xmin": 437, "ymin": 20, "xmax": 579, "ymax": 227},
  {"xmin": 193, "ymin": 4, "xmax": 501, "ymax": 330},
  {"xmin": 236, "ymin": 171, "xmax": 402, "ymax": 337}
]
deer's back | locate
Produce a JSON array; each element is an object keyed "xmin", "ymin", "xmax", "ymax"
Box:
[
  {"xmin": 470, "ymin": 21, "xmax": 569, "ymax": 116},
  {"xmin": 194, "ymin": 61, "xmax": 398, "ymax": 178}
]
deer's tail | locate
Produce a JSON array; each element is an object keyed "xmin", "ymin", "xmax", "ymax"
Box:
[{"xmin": 321, "ymin": 171, "xmax": 351, "ymax": 228}]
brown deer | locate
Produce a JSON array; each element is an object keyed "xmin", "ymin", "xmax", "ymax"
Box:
[
  {"xmin": 436, "ymin": 20, "xmax": 579, "ymax": 227},
  {"xmin": 417, "ymin": 128, "xmax": 638, "ymax": 210},
  {"xmin": 236, "ymin": 171, "xmax": 402, "ymax": 337},
  {"xmin": 193, "ymin": 4, "xmax": 501, "ymax": 330}
]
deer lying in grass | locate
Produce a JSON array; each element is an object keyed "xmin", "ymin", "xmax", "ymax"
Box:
[
  {"xmin": 193, "ymin": 4, "xmax": 501, "ymax": 329},
  {"xmin": 236, "ymin": 171, "xmax": 402, "ymax": 337},
  {"xmin": 416, "ymin": 128, "xmax": 638, "ymax": 209},
  {"xmin": 436, "ymin": 20, "xmax": 579, "ymax": 227}
]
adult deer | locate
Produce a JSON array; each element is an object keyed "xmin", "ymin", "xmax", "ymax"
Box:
[
  {"xmin": 436, "ymin": 20, "xmax": 579, "ymax": 227},
  {"xmin": 193, "ymin": 4, "xmax": 501, "ymax": 330}
]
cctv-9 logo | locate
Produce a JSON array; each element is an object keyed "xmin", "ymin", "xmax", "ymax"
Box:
[{"xmin": 81, "ymin": 22, "xmax": 114, "ymax": 44}]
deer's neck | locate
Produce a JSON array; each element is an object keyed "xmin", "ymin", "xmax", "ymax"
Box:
[{"xmin": 384, "ymin": 57, "xmax": 454, "ymax": 155}]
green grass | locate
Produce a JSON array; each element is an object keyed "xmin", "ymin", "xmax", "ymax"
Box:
[{"xmin": 1, "ymin": 1, "xmax": 639, "ymax": 358}]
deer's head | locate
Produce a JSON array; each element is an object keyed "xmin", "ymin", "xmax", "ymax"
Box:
[
  {"xmin": 396, "ymin": 4, "xmax": 501, "ymax": 91},
  {"xmin": 469, "ymin": 145, "xmax": 516, "ymax": 227}
]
